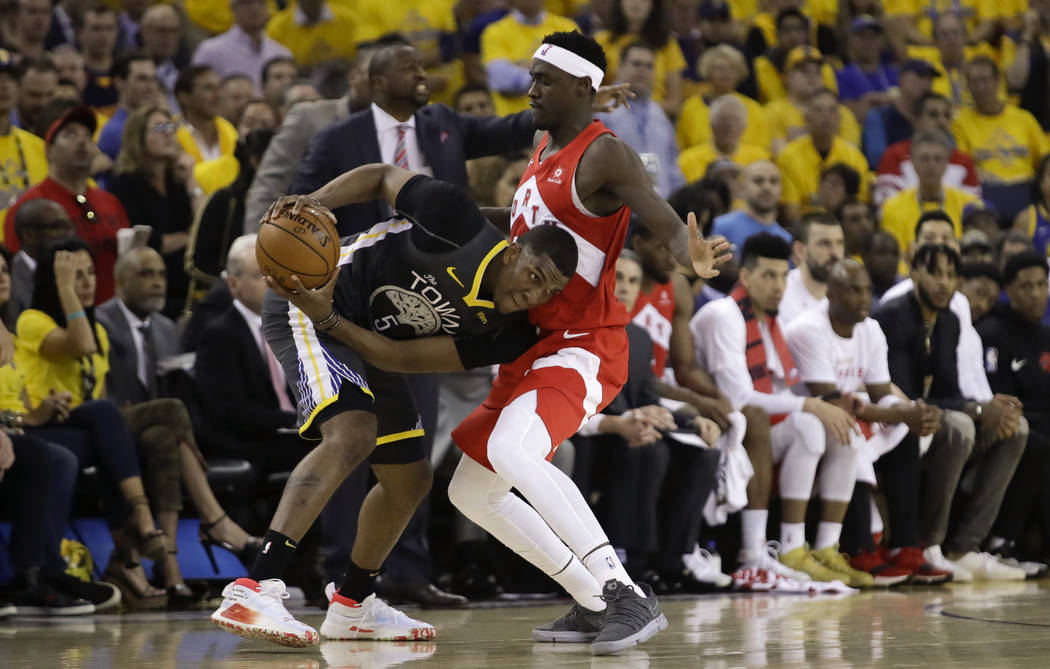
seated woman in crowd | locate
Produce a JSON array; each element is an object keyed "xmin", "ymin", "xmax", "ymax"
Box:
[
  {"xmin": 14, "ymin": 239, "xmax": 257, "ymax": 609},
  {"xmin": 109, "ymin": 106, "xmax": 194, "ymax": 318}
]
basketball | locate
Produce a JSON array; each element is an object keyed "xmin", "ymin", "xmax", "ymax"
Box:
[{"xmin": 256, "ymin": 204, "xmax": 340, "ymax": 290}]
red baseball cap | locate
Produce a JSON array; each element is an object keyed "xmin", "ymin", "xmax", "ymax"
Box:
[{"xmin": 44, "ymin": 106, "xmax": 98, "ymax": 146}]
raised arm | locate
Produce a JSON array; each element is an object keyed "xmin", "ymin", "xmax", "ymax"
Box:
[
  {"xmin": 577, "ymin": 136, "xmax": 729, "ymax": 276},
  {"xmin": 269, "ymin": 164, "xmax": 419, "ymax": 226}
]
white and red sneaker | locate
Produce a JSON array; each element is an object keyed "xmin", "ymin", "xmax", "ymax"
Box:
[
  {"xmin": 320, "ymin": 582, "xmax": 436, "ymax": 641},
  {"xmin": 211, "ymin": 578, "xmax": 319, "ymax": 648}
]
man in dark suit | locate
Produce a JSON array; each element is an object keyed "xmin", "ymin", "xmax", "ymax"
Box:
[
  {"xmin": 290, "ymin": 41, "xmax": 534, "ymax": 235},
  {"xmin": 9, "ymin": 199, "xmax": 76, "ymax": 317},
  {"xmin": 873, "ymin": 243, "xmax": 1028, "ymax": 581},
  {"xmin": 193, "ymin": 235, "xmax": 308, "ymax": 475},
  {"xmin": 96, "ymin": 247, "xmax": 181, "ymax": 405}
]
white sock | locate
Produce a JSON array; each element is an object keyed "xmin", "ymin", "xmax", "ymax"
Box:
[
  {"xmin": 780, "ymin": 522, "xmax": 806, "ymax": 553},
  {"xmin": 814, "ymin": 522, "xmax": 843, "ymax": 550},
  {"xmin": 552, "ymin": 556, "xmax": 606, "ymax": 612},
  {"xmin": 582, "ymin": 544, "xmax": 643, "ymax": 597},
  {"xmin": 740, "ymin": 509, "xmax": 768, "ymax": 555}
]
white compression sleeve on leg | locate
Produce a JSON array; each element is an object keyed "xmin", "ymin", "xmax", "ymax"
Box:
[
  {"xmin": 448, "ymin": 453, "xmax": 605, "ymax": 610},
  {"xmin": 817, "ymin": 442, "xmax": 859, "ymax": 502}
]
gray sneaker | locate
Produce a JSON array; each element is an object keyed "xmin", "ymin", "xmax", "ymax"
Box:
[
  {"xmin": 590, "ymin": 580, "xmax": 668, "ymax": 656},
  {"xmin": 532, "ymin": 603, "xmax": 604, "ymax": 642}
]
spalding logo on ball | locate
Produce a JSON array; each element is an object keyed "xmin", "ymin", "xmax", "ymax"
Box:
[{"xmin": 256, "ymin": 204, "xmax": 340, "ymax": 290}]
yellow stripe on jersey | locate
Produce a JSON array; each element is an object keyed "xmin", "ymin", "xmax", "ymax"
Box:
[
  {"xmin": 376, "ymin": 428, "xmax": 426, "ymax": 445},
  {"xmin": 464, "ymin": 240, "xmax": 509, "ymax": 309}
]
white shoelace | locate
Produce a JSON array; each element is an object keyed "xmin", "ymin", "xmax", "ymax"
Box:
[{"xmin": 254, "ymin": 580, "xmax": 296, "ymax": 622}]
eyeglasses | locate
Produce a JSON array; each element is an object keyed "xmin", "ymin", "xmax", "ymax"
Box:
[
  {"xmin": 148, "ymin": 122, "xmax": 177, "ymax": 135},
  {"xmin": 75, "ymin": 193, "xmax": 97, "ymax": 223}
]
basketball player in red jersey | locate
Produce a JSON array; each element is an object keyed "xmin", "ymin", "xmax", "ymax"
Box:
[{"xmin": 445, "ymin": 31, "xmax": 729, "ymax": 656}]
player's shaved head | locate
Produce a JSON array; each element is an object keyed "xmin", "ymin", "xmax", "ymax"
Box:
[
  {"xmin": 491, "ymin": 224, "xmax": 578, "ymax": 313},
  {"xmin": 827, "ymin": 258, "xmax": 873, "ymax": 327}
]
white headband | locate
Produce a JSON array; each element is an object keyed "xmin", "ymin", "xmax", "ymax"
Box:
[{"xmin": 532, "ymin": 43, "xmax": 604, "ymax": 91}]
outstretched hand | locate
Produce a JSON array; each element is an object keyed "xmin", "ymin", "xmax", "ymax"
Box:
[
  {"xmin": 593, "ymin": 83, "xmax": 635, "ymax": 112},
  {"xmin": 265, "ymin": 268, "xmax": 341, "ymax": 324},
  {"xmin": 261, "ymin": 195, "xmax": 338, "ymax": 229},
  {"xmin": 686, "ymin": 211, "xmax": 731, "ymax": 279}
]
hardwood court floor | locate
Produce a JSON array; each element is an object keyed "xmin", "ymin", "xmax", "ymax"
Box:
[{"xmin": 4, "ymin": 581, "xmax": 1050, "ymax": 668}]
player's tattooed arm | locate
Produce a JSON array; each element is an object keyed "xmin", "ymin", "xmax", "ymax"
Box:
[{"xmin": 265, "ymin": 272, "xmax": 468, "ymax": 374}]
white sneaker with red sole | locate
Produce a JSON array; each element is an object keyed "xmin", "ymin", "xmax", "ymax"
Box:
[
  {"xmin": 320, "ymin": 582, "xmax": 436, "ymax": 641},
  {"xmin": 211, "ymin": 578, "xmax": 319, "ymax": 648}
]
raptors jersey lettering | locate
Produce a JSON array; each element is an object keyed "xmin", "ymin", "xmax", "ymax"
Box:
[
  {"xmin": 629, "ymin": 280, "xmax": 675, "ymax": 378},
  {"xmin": 509, "ymin": 120, "xmax": 632, "ymax": 332}
]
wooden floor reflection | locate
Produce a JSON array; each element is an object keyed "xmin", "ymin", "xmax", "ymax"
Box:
[{"xmin": 4, "ymin": 581, "xmax": 1050, "ymax": 668}]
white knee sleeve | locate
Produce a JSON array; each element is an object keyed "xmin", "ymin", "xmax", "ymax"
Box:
[
  {"xmin": 817, "ymin": 443, "xmax": 858, "ymax": 502},
  {"xmin": 776, "ymin": 413, "xmax": 825, "ymax": 501}
]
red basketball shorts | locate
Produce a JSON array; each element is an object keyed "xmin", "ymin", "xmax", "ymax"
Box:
[{"xmin": 452, "ymin": 326, "xmax": 629, "ymax": 471}]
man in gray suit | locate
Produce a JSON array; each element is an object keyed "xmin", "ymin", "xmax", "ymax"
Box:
[
  {"xmin": 9, "ymin": 200, "xmax": 76, "ymax": 317},
  {"xmin": 242, "ymin": 46, "xmax": 375, "ymax": 231},
  {"xmin": 96, "ymin": 247, "xmax": 181, "ymax": 405}
]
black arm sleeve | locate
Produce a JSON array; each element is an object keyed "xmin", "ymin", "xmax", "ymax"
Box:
[
  {"xmin": 453, "ymin": 313, "xmax": 538, "ymax": 369},
  {"xmin": 394, "ymin": 174, "xmax": 488, "ymax": 248}
]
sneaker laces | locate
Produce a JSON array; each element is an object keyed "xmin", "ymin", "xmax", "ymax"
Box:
[
  {"xmin": 255, "ymin": 580, "xmax": 296, "ymax": 622},
  {"xmin": 599, "ymin": 584, "xmax": 650, "ymax": 630}
]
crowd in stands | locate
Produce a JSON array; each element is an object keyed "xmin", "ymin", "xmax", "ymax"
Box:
[{"xmin": 2, "ymin": 0, "xmax": 1050, "ymax": 617}]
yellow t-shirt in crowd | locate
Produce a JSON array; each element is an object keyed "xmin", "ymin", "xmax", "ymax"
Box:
[
  {"xmin": 747, "ymin": 2, "xmax": 838, "ymax": 48},
  {"xmin": 884, "ymin": 0, "xmax": 999, "ymax": 40},
  {"xmin": 185, "ymin": 0, "xmax": 280, "ymax": 35},
  {"xmin": 777, "ymin": 135, "xmax": 871, "ymax": 208},
  {"xmin": 905, "ymin": 44, "xmax": 1007, "ymax": 109},
  {"xmin": 0, "ymin": 361, "xmax": 25, "ymax": 414},
  {"xmin": 0, "ymin": 127, "xmax": 47, "ymax": 244},
  {"xmin": 481, "ymin": 12, "xmax": 580, "ymax": 116},
  {"xmin": 753, "ymin": 56, "xmax": 838, "ymax": 104},
  {"xmin": 880, "ymin": 186, "xmax": 980, "ymax": 264},
  {"xmin": 266, "ymin": 2, "xmax": 358, "ymax": 67},
  {"xmin": 595, "ymin": 31, "xmax": 687, "ymax": 104},
  {"xmin": 678, "ymin": 142, "xmax": 770, "ymax": 183},
  {"xmin": 764, "ymin": 98, "xmax": 860, "ymax": 154},
  {"xmin": 952, "ymin": 104, "xmax": 1050, "ymax": 186},
  {"xmin": 353, "ymin": 0, "xmax": 464, "ymax": 106},
  {"xmin": 676, "ymin": 92, "xmax": 770, "ymax": 152},
  {"xmin": 176, "ymin": 117, "xmax": 239, "ymax": 165},
  {"xmin": 15, "ymin": 310, "xmax": 110, "ymax": 408}
]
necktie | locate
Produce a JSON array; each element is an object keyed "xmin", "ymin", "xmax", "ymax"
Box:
[
  {"xmin": 260, "ymin": 324, "xmax": 295, "ymax": 412},
  {"xmin": 394, "ymin": 124, "xmax": 409, "ymax": 169},
  {"xmin": 136, "ymin": 321, "xmax": 158, "ymax": 399}
]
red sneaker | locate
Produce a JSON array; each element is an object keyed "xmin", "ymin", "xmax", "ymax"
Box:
[
  {"xmin": 883, "ymin": 546, "xmax": 952, "ymax": 585},
  {"xmin": 850, "ymin": 550, "xmax": 911, "ymax": 587}
]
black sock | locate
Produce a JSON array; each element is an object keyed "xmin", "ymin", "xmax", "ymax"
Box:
[
  {"xmin": 250, "ymin": 530, "xmax": 298, "ymax": 581},
  {"xmin": 338, "ymin": 559, "xmax": 380, "ymax": 602}
]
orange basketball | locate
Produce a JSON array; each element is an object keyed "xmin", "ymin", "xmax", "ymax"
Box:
[{"xmin": 256, "ymin": 205, "xmax": 340, "ymax": 290}]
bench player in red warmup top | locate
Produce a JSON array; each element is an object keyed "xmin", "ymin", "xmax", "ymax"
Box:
[{"xmin": 444, "ymin": 31, "xmax": 729, "ymax": 655}]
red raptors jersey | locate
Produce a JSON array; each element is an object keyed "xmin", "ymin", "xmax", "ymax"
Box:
[
  {"xmin": 629, "ymin": 280, "xmax": 675, "ymax": 378},
  {"xmin": 510, "ymin": 120, "xmax": 632, "ymax": 333}
]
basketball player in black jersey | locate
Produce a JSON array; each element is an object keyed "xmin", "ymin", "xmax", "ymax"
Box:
[{"xmin": 211, "ymin": 163, "xmax": 578, "ymax": 647}]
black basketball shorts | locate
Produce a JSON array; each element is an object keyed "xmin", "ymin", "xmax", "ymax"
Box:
[{"xmin": 261, "ymin": 289, "xmax": 425, "ymax": 465}]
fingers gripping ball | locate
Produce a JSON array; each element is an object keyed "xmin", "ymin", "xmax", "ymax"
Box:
[{"xmin": 257, "ymin": 205, "xmax": 339, "ymax": 290}]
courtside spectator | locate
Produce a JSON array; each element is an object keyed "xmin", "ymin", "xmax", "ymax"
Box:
[
  {"xmin": 480, "ymin": 0, "xmax": 578, "ymax": 115},
  {"xmin": 678, "ymin": 95, "xmax": 768, "ymax": 185},
  {"xmin": 836, "ymin": 16, "xmax": 897, "ymax": 123},
  {"xmin": 51, "ymin": 45, "xmax": 86, "ymax": 98},
  {"xmin": 0, "ymin": 51, "xmax": 47, "ymax": 227},
  {"xmin": 8, "ymin": 199, "xmax": 74, "ymax": 318},
  {"xmin": 863, "ymin": 230, "xmax": 902, "ymax": 302},
  {"xmin": 677, "ymin": 45, "xmax": 768, "ymax": 153},
  {"xmin": 77, "ymin": 5, "xmax": 119, "ymax": 110},
  {"xmin": 838, "ymin": 197, "xmax": 877, "ymax": 259},
  {"xmin": 777, "ymin": 88, "xmax": 870, "ymax": 222},
  {"xmin": 908, "ymin": 14, "xmax": 1005, "ymax": 110},
  {"xmin": 139, "ymin": 5, "xmax": 182, "ymax": 109},
  {"xmin": 175, "ymin": 65, "xmax": 238, "ymax": 164},
  {"xmin": 861, "ymin": 59, "xmax": 937, "ymax": 168},
  {"xmin": 953, "ymin": 56, "xmax": 1049, "ymax": 225},
  {"xmin": 97, "ymin": 52, "xmax": 159, "ymax": 161},
  {"xmin": 600, "ymin": 41, "xmax": 685, "ymax": 198},
  {"xmin": 218, "ymin": 74, "xmax": 254, "ymax": 126},
  {"xmin": 15, "ymin": 58, "xmax": 58, "ymax": 134},
  {"xmin": 110, "ymin": 106, "xmax": 193, "ymax": 317},
  {"xmin": 710, "ymin": 160, "xmax": 792, "ymax": 254},
  {"xmin": 265, "ymin": 0, "xmax": 358, "ymax": 68},
  {"xmin": 875, "ymin": 92, "xmax": 981, "ymax": 205},
  {"xmin": 752, "ymin": 11, "xmax": 838, "ymax": 105},
  {"xmin": 192, "ymin": 0, "xmax": 292, "ymax": 96},
  {"xmin": 4, "ymin": 106, "xmax": 129, "ymax": 302},
  {"xmin": 816, "ymin": 163, "xmax": 861, "ymax": 213},
  {"xmin": 260, "ymin": 57, "xmax": 297, "ymax": 112}
]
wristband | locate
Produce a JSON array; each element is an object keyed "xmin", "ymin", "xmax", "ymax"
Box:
[
  {"xmin": 66, "ymin": 310, "xmax": 86, "ymax": 321},
  {"xmin": 315, "ymin": 310, "xmax": 338, "ymax": 329},
  {"xmin": 318, "ymin": 313, "xmax": 341, "ymax": 332}
]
